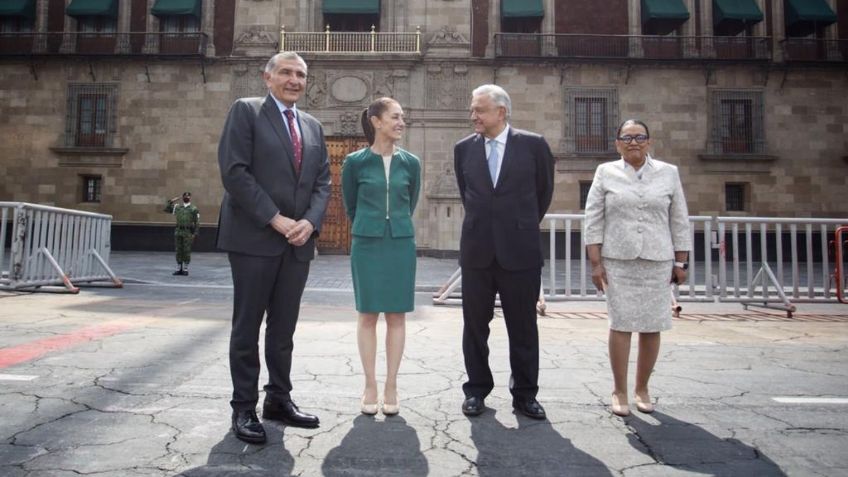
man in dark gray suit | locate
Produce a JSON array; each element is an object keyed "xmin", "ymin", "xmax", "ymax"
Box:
[
  {"xmin": 217, "ymin": 51, "xmax": 331, "ymax": 444},
  {"xmin": 454, "ymin": 84, "xmax": 554, "ymax": 420}
]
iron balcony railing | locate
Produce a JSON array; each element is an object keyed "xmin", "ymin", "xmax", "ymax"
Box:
[
  {"xmin": 280, "ymin": 25, "xmax": 421, "ymax": 54},
  {"xmin": 0, "ymin": 31, "xmax": 208, "ymax": 57},
  {"xmin": 781, "ymin": 38, "xmax": 848, "ymax": 63},
  {"xmin": 495, "ymin": 33, "xmax": 772, "ymax": 62}
]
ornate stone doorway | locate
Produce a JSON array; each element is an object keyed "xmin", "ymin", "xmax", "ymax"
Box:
[{"xmin": 317, "ymin": 136, "xmax": 369, "ymax": 254}]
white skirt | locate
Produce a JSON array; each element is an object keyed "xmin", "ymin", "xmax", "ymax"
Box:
[{"xmin": 603, "ymin": 257, "xmax": 673, "ymax": 332}]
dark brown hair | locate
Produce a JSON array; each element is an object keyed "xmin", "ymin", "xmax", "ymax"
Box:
[{"xmin": 361, "ymin": 97, "xmax": 399, "ymax": 145}]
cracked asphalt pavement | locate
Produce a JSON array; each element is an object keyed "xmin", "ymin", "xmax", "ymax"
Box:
[{"xmin": 0, "ymin": 252, "xmax": 847, "ymax": 476}]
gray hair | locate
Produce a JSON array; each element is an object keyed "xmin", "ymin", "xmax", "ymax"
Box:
[
  {"xmin": 472, "ymin": 84, "xmax": 511, "ymax": 118},
  {"xmin": 264, "ymin": 51, "xmax": 308, "ymax": 73}
]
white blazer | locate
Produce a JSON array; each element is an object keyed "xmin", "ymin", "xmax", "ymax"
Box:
[{"xmin": 584, "ymin": 156, "xmax": 691, "ymax": 260}]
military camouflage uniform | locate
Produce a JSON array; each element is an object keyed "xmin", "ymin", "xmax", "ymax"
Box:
[{"xmin": 164, "ymin": 199, "xmax": 200, "ymax": 272}]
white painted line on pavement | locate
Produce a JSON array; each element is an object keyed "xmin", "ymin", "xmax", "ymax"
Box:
[
  {"xmin": 0, "ymin": 374, "xmax": 39, "ymax": 381},
  {"xmin": 773, "ymin": 397, "xmax": 848, "ymax": 404}
]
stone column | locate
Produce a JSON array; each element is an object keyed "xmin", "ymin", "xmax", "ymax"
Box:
[
  {"xmin": 824, "ymin": 0, "xmax": 838, "ymax": 59},
  {"xmin": 701, "ymin": 0, "xmax": 714, "ymax": 58},
  {"xmin": 143, "ymin": 0, "xmax": 159, "ymax": 54},
  {"xmin": 34, "ymin": 0, "xmax": 48, "ymax": 52},
  {"xmin": 59, "ymin": 0, "xmax": 77, "ymax": 53},
  {"xmin": 488, "ymin": 0, "xmax": 500, "ymax": 57},
  {"xmin": 753, "ymin": 0, "xmax": 768, "ymax": 59},
  {"xmin": 771, "ymin": 0, "xmax": 785, "ymax": 62},
  {"xmin": 681, "ymin": 0, "xmax": 697, "ymax": 57},
  {"xmin": 116, "ymin": 0, "xmax": 131, "ymax": 53},
  {"xmin": 202, "ymin": 0, "xmax": 215, "ymax": 56},
  {"xmin": 628, "ymin": 0, "xmax": 643, "ymax": 57}
]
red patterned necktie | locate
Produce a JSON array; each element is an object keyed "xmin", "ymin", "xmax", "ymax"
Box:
[{"xmin": 283, "ymin": 109, "xmax": 302, "ymax": 173}]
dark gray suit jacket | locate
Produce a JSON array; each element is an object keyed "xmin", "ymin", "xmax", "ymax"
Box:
[
  {"xmin": 454, "ymin": 127, "xmax": 555, "ymax": 271},
  {"xmin": 217, "ymin": 95, "xmax": 331, "ymax": 261}
]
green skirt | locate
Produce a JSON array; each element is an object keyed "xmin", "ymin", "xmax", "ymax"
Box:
[{"xmin": 350, "ymin": 228, "xmax": 416, "ymax": 313}]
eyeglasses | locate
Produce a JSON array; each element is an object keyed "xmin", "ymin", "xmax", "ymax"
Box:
[{"xmin": 617, "ymin": 134, "xmax": 649, "ymax": 144}]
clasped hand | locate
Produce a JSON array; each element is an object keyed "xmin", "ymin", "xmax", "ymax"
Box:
[{"xmin": 270, "ymin": 214, "xmax": 314, "ymax": 247}]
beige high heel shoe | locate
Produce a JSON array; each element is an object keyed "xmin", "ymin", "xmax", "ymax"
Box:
[
  {"xmin": 633, "ymin": 391, "xmax": 654, "ymax": 413},
  {"xmin": 360, "ymin": 396, "xmax": 378, "ymax": 415},
  {"xmin": 610, "ymin": 392, "xmax": 630, "ymax": 417},
  {"xmin": 381, "ymin": 396, "xmax": 400, "ymax": 416}
]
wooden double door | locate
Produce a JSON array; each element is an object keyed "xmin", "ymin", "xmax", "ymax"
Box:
[{"xmin": 316, "ymin": 136, "xmax": 369, "ymax": 255}]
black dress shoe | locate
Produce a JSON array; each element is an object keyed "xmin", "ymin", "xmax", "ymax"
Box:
[
  {"xmin": 232, "ymin": 410, "xmax": 266, "ymax": 444},
  {"xmin": 462, "ymin": 396, "xmax": 485, "ymax": 416},
  {"xmin": 262, "ymin": 400, "xmax": 320, "ymax": 428},
  {"xmin": 513, "ymin": 397, "xmax": 547, "ymax": 420}
]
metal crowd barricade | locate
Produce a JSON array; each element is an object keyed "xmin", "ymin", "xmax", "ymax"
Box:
[
  {"xmin": 433, "ymin": 214, "xmax": 848, "ymax": 315},
  {"xmin": 0, "ymin": 202, "xmax": 122, "ymax": 293}
]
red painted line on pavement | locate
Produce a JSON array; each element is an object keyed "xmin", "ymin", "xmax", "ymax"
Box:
[{"xmin": 0, "ymin": 322, "xmax": 135, "ymax": 369}]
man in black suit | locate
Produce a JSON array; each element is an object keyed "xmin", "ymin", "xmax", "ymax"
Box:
[
  {"xmin": 217, "ymin": 52, "xmax": 331, "ymax": 444},
  {"xmin": 454, "ymin": 84, "xmax": 555, "ymax": 419}
]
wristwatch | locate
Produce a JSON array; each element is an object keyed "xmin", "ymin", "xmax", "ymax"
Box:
[{"xmin": 673, "ymin": 261, "xmax": 689, "ymax": 270}]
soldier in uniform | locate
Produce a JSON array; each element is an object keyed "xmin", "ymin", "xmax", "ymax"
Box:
[{"xmin": 164, "ymin": 191, "xmax": 200, "ymax": 276}]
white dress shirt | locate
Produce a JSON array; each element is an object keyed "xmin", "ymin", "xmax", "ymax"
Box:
[{"xmin": 484, "ymin": 124, "xmax": 510, "ymax": 184}]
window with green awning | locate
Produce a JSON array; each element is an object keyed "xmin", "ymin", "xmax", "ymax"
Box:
[
  {"xmin": 641, "ymin": 0, "xmax": 689, "ymax": 35},
  {"xmin": 65, "ymin": 0, "xmax": 118, "ymax": 17},
  {"xmin": 152, "ymin": 0, "xmax": 201, "ymax": 18},
  {"xmin": 501, "ymin": 0, "xmax": 544, "ymax": 18},
  {"xmin": 0, "ymin": 0, "xmax": 36, "ymax": 18},
  {"xmin": 322, "ymin": 0, "xmax": 380, "ymax": 15},
  {"xmin": 784, "ymin": 0, "xmax": 837, "ymax": 36},
  {"xmin": 713, "ymin": 0, "xmax": 763, "ymax": 36}
]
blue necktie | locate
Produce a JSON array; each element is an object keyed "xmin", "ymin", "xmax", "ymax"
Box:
[{"xmin": 487, "ymin": 139, "xmax": 498, "ymax": 183}]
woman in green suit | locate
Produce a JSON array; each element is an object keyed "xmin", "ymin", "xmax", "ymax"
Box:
[{"xmin": 342, "ymin": 97, "xmax": 421, "ymax": 416}]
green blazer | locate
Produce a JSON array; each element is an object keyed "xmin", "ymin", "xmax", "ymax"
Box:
[{"xmin": 341, "ymin": 147, "xmax": 421, "ymax": 238}]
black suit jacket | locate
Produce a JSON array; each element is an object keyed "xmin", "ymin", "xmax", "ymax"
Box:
[
  {"xmin": 454, "ymin": 127, "xmax": 555, "ymax": 271},
  {"xmin": 216, "ymin": 95, "xmax": 331, "ymax": 261}
]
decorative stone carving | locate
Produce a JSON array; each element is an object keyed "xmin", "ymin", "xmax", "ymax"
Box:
[
  {"xmin": 234, "ymin": 26, "xmax": 277, "ymax": 56},
  {"xmin": 338, "ymin": 112, "xmax": 360, "ymax": 137},
  {"xmin": 235, "ymin": 26, "xmax": 276, "ymax": 45},
  {"xmin": 428, "ymin": 25, "xmax": 470, "ymax": 47},
  {"xmin": 231, "ymin": 63, "xmax": 266, "ymax": 102},
  {"xmin": 425, "ymin": 64, "xmax": 469, "ymax": 109},
  {"xmin": 331, "ymin": 76, "xmax": 369, "ymax": 103},
  {"xmin": 306, "ymin": 70, "xmax": 327, "ymax": 109},
  {"xmin": 427, "ymin": 167, "xmax": 460, "ymax": 199},
  {"xmin": 373, "ymin": 72, "xmax": 394, "ymax": 99}
]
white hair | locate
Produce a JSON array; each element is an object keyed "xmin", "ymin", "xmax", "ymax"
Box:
[
  {"xmin": 264, "ymin": 51, "xmax": 308, "ymax": 73},
  {"xmin": 472, "ymin": 84, "xmax": 511, "ymax": 118}
]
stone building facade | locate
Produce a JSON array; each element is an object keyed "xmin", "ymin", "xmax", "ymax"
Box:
[{"xmin": 0, "ymin": 0, "xmax": 846, "ymax": 253}]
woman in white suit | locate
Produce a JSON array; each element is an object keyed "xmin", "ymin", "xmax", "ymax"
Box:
[{"xmin": 584, "ymin": 119, "xmax": 691, "ymax": 417}]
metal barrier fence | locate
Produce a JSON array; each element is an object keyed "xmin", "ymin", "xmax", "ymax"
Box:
[
  {"xmin": 0, "ymin": 202, "xmax": 122, "ymax": 293},
  {"xmin": 434, "ymin": 214, "xmax": 848, "ymax": 315}
]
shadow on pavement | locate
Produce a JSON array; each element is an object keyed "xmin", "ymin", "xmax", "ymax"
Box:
[
  {"xmin": 470, "ymin": 411, "xmax": 613, "ymax": 476},
  {"xmin": 322, "ymin": 414, "xmax": 428, "ymax": 476},
  {"xmin": 179, "ymin": 427, "xmax": 295, "ymax": 476},
  {"xmin": 626, "ymin": 411, "xmax": 786, "ymax": 476}
]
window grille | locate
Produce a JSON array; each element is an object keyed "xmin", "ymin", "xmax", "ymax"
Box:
[
  {"xmin": 81, "ymin": 175, "xmax": 102, "ymax": 203},
  {"xmin": 564, "ymin": 88, "xmax": 619, "ymax": 154},
  {"xmin": 725, "ymin": 183, "xmax": 747, "ymax": 211},
  {"xmin": 65, "ymin": 84, "xmax": 118, "ymax": 148},
  {"xmin": 709, "ymin": 90, "xmax": 764, "ymax": 154},
  {"xmin": 579, "ymin": 181, "xmax": 592, "ymax": 210}
]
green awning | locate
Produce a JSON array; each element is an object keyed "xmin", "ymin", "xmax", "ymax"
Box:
[
  {"xmin": 642, "ymin": 0, "xmax": 690, "ymax": 23},
  {"xmin": 0, "ymin": 0, "xmax": 36, "ymax": 18},
  {"xmin": 502, "ymin": 0, "xmax": 544, "ymax": 18},
  {"xmin": 151, "ymin": 0, "xmax": 200, "ymax": 18},
  {"xmin": 322, "ymin": 0, "xmax": 380, "ymax": 15},
  {"xmin": 785, "ymin": 0, "xmax": 837, "ymax": 26},
  {"xmin": 714, "ymin": 0, "xmax": 763, "ymax": 23},
  {"xmin": 65, "ymin": 0, "xmax": 118, "ymax": 17}
]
